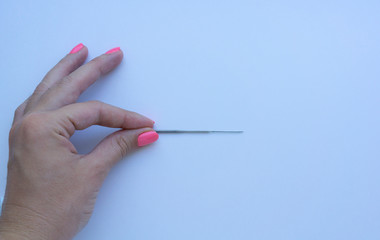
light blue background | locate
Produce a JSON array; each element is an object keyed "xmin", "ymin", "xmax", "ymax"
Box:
[{"xmin": 1, "ymin": 0, "xmax": 379, "ymax": 239}]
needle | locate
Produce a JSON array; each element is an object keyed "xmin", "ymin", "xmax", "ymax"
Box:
[{"xmin": 155, "ymin": 130, "xmax": 244, "ymax": 134}]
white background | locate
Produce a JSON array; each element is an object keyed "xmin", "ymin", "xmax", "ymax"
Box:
[{"xmin": 1, "ymin": 0, "xmax": 379, "ymax": 239}]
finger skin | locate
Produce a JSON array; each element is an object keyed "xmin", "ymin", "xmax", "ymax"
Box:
[
  {"xmin": 13, "ymin": 96, "xmax": 30, "ymax": 125},
  {"xmin": 86, "ymin": 128, "xmax": 156, "ymax": 169},
  {"xmin": 52, "ymin": 101, "xmax": 154, "ymax": 137},
  {"xmin": 2, "ymin": 46, "xmax": 158, "ymax": 240},
  {"xmin": 34, "ymin": 49, "xmax": 123, "ymax": 111},
  {"xmin": 24, "ymin": 45, "xmax": 88, "ymax": 114}
]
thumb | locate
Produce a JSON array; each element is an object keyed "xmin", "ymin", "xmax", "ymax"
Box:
[{"xmin": 87, "ymin": 128, "xmax": 159, "ymax": 168}]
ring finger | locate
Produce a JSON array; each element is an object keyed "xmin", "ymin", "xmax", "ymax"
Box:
[
  {"xmin": 31, "ymin": 47, "xmax": 123, "ymax": 112},
  {"xmin": 23, "ymin": 43, "xmax": 88, "ymax": 114}
]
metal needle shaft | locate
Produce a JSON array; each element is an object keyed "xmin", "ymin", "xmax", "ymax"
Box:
[{"xmin": 155, "ymin": 130, "xmax": 243, "ymax": 134}]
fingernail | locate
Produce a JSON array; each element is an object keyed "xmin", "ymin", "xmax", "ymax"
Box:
[
  {"xmin": 138, "ymin": 131, "xmax": 159, "ymax": 147},
  {"xmin": 69, "ymin": 43, "xmax": 84, "ymax": 54},
  {"xmin": 105, "ymin": 47, "xmax": 121, "ymax": 54}
]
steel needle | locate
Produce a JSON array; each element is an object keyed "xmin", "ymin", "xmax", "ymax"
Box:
[{"xmin": 155, "ymin": 130, "xmax": 243, "ymax": 134}]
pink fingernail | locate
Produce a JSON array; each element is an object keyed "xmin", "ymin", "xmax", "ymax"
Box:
[
  {"xmin": 69, "ymin": 43, "xmax": 84, "ymax": 54},
  {"xmin": 138, "ymin": 131, "xmax": 159, "ymax": 147},
  {"xmin": 105, "ymin": 47, "xmax": 121, "ymax": 54}
]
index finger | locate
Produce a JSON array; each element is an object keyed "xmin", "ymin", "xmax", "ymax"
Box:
[{"xmin": 51, "ymin": 101, "xmax": 155, "ymax": 138}]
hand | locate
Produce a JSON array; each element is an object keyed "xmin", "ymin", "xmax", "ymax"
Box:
[{"xmin": 0, "ymin": 44, "xmax": 158, "ymax": 240}]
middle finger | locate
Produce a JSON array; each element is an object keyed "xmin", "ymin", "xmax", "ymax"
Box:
[{"xmin": 33, "ymin": 47, "xmax": 123, "ymax": 112}]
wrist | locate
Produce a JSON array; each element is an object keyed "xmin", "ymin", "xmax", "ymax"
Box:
[
  {"xmin": 0, "ymin": 218, "xmax": 33, "ymax": 240},
  {"xmin": 0, "ymin": 203, "xmax": 65, "ymax": 240},
  {"xmin": 0, "ymin": 231, "xmax": 29, "ymax": 240}
]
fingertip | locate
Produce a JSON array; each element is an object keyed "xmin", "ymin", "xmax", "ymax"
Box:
[
  {"xmin": 105, "ymin": 47, "xmax": 121, "ymax": 54},
  {"xmin": 147, "ymin": 119, "xmax": 155, "ymax": 127},
  {"xmin": 119, "ymin": 48, "xmax": 124, "ymax": 59},
  {"xmin": 69, "ymin": 43, "xmax": 84, "ymax": 54},
  {"xmin": 87, "ymin": 127, "xmax": 157, "ymax": 168},
  {"xmin": 82, "ymin": 45, "xmax": 89, "ymax": 55},
  {"xmin": 122, "ymin": 109, "xmax": 155, "ymax": 129},
  {"xmin": 137, "ymin": 130, "xmax": 159, "ymax": 147},
  {"xmin": 67, "ymin": 43, "xmax": 88, "ymax": 62},
  {"xmin": 104, "ymin": 47, "xmax": 123, "ymax": 62}
]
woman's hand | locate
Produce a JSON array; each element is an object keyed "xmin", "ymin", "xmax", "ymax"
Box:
[{"xmin": 0, "ymin": 44, "xmax": 158, "ymax": 240}]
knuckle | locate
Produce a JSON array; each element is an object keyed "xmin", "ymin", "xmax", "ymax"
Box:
[
  {"xmin": 90, "ymin": 57, "xmax": 102, "ymax": 66},
  {"xmin": 56, "ymin": 75, "xmax": 80, "ymax": 102},
  {"xmin": 18, "ymin": 113, "xmax": 49, "ymax": 138},
  {"xmin": 85, "ymin": 100, "xmax": 106, "ymax": 123},
  {"xmin": 87, "ymin": 100, "xmax": 102, "ymax": 105},
  {"xmin": 13, "ymin": 97, "xmax": 30, "ymax": 120},
  {"xmin": 33, "ymin": 82, "xmax": 49, "ymax": 96},
  {"xmin": 14, "ymin": 104, "xmax": 25, "ymax": 118},
  {"xmin": 89, "ymin": 57, "xmax": 105, "ymax": 75},
  {"xmin": 114, "ymin": 135, "xmax": 131, "ymax": 158},
  {"xmin": 59, "ymin": 55, "xmax": 76, "ymax": 67},
  {"xmin": 87, "ymin": 100, "xmax": 104, "ymax": 111},
  {"xmin": 89, "ymin": 57, "xmax": 100, "ymax": 67},
  {"xmin": 60, "ymin": 74, "xmax": 74, "ymax": 85}
]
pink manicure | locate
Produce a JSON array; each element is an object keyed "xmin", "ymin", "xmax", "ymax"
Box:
[
  {"xmin": 69, "ymin": 43, "xmax": 84, "ymax": 54},
  {"xmin": 138, "ymin": 131, "xmax": 159, "ymax": 147},
  {"xmin": 105, "ymin": 47, "xmax": 121, "ymax": 54}
]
